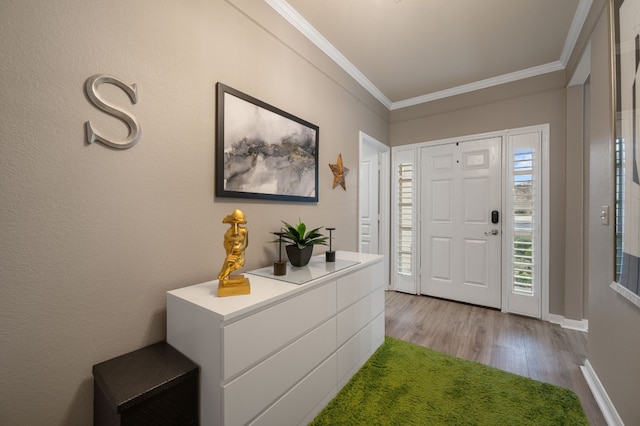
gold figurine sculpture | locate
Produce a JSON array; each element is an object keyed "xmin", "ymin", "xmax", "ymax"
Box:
[{"xmin": 217, "ymin": 209, "xmax": 251, "ymax": 297}]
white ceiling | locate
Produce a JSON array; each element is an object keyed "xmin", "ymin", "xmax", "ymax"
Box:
[{"xmin": 266, "ymin": 0, "xmax": 592, "ymax": 110}]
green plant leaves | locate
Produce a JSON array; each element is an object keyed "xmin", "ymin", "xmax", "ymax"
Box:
[{"xmin": 280, "ymin": 220, "xmax": 328, "ymax": 248}]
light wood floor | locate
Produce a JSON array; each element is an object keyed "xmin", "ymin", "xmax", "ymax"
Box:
[{"xmin": 384, "ymin": 291, "xmax": 606, "ymax": 425}]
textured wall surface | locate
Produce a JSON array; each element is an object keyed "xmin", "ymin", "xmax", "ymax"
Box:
[
  {"xmin": 3, "ymin": 0, "xmax": 639, "ymax": 424},
  {"xmin": 0, "ymin": 1, "xmax": 388, "ymax": 423},
  {"xmin": 585, "ymin": 5, "xmax": 640, "ymax": 425}
]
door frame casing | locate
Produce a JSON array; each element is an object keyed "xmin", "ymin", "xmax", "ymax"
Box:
[
  {"xmin": 358, "ymin": 131, "xmax": 390, "ymax": 288},
  {"xmin": 390, "ymin": 125, "xmax": 549, "ymax": 318}
]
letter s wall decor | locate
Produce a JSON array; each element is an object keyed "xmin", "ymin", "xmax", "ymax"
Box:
[{"xmin": 84, "ymin": 74, "xmax": 141, "ymax": 149}]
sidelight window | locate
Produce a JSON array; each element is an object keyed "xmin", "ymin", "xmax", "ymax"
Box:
[
  {"xmin": 397, "ymin": 163, "xmax": 414, "ymax": 276},
  {"xmin": 391, "ymin": 146, "xmax": 418, "ymax": 294},
  {"xmin": 505, "ymin": 131, "xmax": 543, "ymax": 317},
  {"xmin": 512, "ymin": 149, "xmax": 535, "ymax": 294}
]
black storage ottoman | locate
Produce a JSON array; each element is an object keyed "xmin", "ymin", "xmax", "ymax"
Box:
[{"xmin": 92, "ymin": 341, "xmax": 199, "ymax": 425}]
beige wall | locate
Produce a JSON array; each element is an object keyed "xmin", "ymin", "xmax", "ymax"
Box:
[
  {"xmin": 565, "ymin": 84, "xmax": 587, "ymax": 321},
  {"xmin": 0, "ymin": 1, "xmax": 388, "ymax": 424},
  {"xmin": 390, "ymin": 73, "xmax": 569, "ymax": 315},
  {"xmin": 3, "ymin": 0, "xmax": 639, "ymax": 424},
  {"xmin": 583, "ymin": 4, "xmax": 640, "ymax": 424}
]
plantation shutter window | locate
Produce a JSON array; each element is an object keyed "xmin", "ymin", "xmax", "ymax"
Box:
[
  {"xmin": 512, "ymin": 148, "xmax": 535, "ymax": 294},
  {"xmin": 397, "ymin": 163, "xmax": 413, "ymax": 275},
  {"xmin": 391, "ymin": 147, "xmax": 418, "ymax": 294},
  {"xmin": 505, "ymin": 131, "xmax": 542, "ymax": 317}
]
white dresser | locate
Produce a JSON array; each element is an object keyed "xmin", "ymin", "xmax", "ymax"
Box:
[{"xmin": 166, "ymin": 251, "xmax": 385, "ymax": 426}]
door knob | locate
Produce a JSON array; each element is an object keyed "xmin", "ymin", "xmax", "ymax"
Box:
[{"xmin": 484, "ymin": 229, "xmax": 499, "ymax": 236}]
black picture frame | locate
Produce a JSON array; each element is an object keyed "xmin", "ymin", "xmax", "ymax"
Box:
[{"xmin": 215, "ymin": 83, "xmax": 319, "ymax": 202}]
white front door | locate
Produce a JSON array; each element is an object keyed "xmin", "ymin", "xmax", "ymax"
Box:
[
  {"xmin": 420, "ymin": 137, "xmax": 502, "ymax": 309},
  {"xmin": 360, "ymin": 143, "xmax": 380, "ymax": 254}
]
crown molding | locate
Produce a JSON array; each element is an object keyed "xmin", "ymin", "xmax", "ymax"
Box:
[
  {"xmin": 266, "ymin": 0, "xmax": 591, "ymax": 111},
  {"xmin": 390, "ymin": 61, "xmax": 565, "ymax": 110},
  {"xmin": 560, "ymin": 0, "xmax": 593, "ymax": 66},
  {"xmin": 264, "ymin": 0, "xmax": 392, "ymax": 109}
]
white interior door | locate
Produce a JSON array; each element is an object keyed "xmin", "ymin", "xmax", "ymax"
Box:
[
  {"xmin": 360, "ymin": 143, "xmax": 380, "ymax": 254},
  {"xmin": 420, "ymin": 137, "xmax": 502, "ymax": 309}
]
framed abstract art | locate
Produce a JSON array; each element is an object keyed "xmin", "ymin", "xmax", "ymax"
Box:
[{"xmin": 215, "ymin": 83, "xmax": 319, "ymax": 203}]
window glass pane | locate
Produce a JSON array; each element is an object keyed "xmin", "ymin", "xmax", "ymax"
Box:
[
  {"xmin": 512, "ymin": 148, "xmax": 535, "ymax": 295},
  {"xmin": 397, "ymin": 163, "xmax": 413, "ymax": 275}
]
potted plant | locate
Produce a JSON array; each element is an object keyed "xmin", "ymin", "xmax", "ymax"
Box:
[{"xmin": 278, "ymin": 220, "xmax": 328, "ymax": 267}]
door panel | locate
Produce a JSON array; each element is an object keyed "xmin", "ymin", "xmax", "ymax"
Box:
[
  {"xmin": 431, "ymin": 237, "xmax": 453, "ymax": 281},
  {"xmin": 360, "ymin": 145, "xmax": 379, "ymax": 254},
  {"xmin": 463, "ymin": 178, "xmax": 489, "ymax": 223},
  {"xmin": 464, "ymin": 239, "xmax": 488, "ymax": 286},
  {"xmin": 432, "ymin": 179, "xmax": 453, "ymax": 222},
  {"xmin": 420, "ymin": 137, "xmax": 502, "ymax": 309}
]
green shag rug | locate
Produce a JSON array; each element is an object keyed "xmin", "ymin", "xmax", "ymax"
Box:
[{"xmin": 311, "ymin": 336, "xmax": 588, "ymax": 426}]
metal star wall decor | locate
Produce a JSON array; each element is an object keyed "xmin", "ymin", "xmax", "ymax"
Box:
[{"xmin": 329, "ymin": 153, "xmax": 349, "ymax": 190}]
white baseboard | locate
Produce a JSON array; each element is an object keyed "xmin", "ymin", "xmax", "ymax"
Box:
[
  {"xmin": 580, "ymin": 360, "xmax": 624, "ymax": 426},
  {"xmin": 548, "ymin": 313, "xmax": 589, "ymax": 332}
]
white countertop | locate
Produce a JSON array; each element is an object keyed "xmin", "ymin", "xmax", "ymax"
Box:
[{"xmin": 167, "ymin": 251, "xmax": 383, "ymax": 321}]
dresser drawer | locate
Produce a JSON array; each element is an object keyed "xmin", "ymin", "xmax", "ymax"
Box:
[
  {"xmin": 336, "ymin": 288, "xmax": 384, "ymax": 347},
  {"xmin": 250, "ymin": 354, "xmax": 338, "ymax": 426},
  {"xmin": 337, "ymin": 312, "xmax": 385, "ymax": 388},
  {"xmin": 223, "ymin": 318, "xmax": 336, "ymax": 425},
  {"xmin": 336, "ymin": 261, "xmax": 384, "ymax": 311},
  {"xmin": 223, "ymin": 282, "xmax": 337, "ymax": 380}
]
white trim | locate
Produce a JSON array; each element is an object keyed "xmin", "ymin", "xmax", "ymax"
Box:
[
  {"xmin": 409, "ymin": 128, "xmax": 507, "ymax": 149},
  {"xmin": 568, "ymin": 41, "xmax": 591, "ymax": 87},
  {"xmin": 359, "ymin": 132, "xmax": 391, "ymax": 289},
  {"xmin": 542, "ymin": 126, "xmax": 551, "ymax": 321},
  {"xmin": 581, "ymin": 360, "xmax": 625, "ymax": 426},
  {"xmin": 548, "ymin": 314, "xmax": 589, "ymax": 332},
  {"xmin": 560, "ymin": 0, "xmax": 593, "ymax": 66},
  {"xmin": 610, "ymin": 281, "xmax": 640, "ymax": 309},
  {"xmin": 265, "ymin": 0, "xmax": 593, "ymax": 110},
  {"xmin": 264, "ymin": 0, "xmax": 392, "ymax": 109},
  {"xmin": 391, "ymin": 62, "xmax": 564, "ymax": 110}
]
